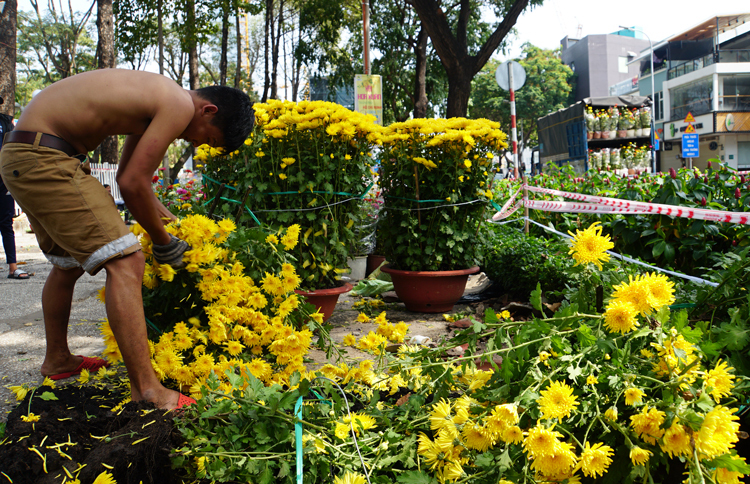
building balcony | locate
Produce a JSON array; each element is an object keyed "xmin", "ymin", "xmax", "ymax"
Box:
[{"xmin": 668, "ymin": 49, "xmax": 750, "ymax": 80}]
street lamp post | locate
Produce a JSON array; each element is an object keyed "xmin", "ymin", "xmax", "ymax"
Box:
[{"xmin": 620, "ymin": 26, "xmax": 656, "ymax": 174}]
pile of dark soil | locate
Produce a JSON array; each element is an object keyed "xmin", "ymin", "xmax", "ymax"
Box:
[{"xmin": 0, "ymin": 382, "xmax": 185, "ymax": 484}]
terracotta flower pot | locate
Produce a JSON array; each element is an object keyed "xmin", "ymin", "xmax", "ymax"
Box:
[
  {"xmin": 380, "ymin": 264, "xmax": 479, "ymax": 313},
  {"xmin": 366, "ymin": 254, "xmax": 386, "ymax": 277},
  {"xmin": 295, "ymin": 282, "xmax": 353, "ymax": 321},
  {"xmin": 593, "ymin": 131, "xmax": 601, "ymax": 139}
]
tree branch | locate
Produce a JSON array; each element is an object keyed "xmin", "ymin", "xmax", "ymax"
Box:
[{"xmin": 472, "ymin": 0, "xmax": 530, "ymax": 71}]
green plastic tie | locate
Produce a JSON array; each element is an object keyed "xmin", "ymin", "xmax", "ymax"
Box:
[{"xmin": 144, "ymin": 316, "xmax": 163, "ymax": 335}]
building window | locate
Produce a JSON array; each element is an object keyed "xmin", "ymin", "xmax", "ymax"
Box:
[
  {"xmin": 671, "ymin": 77, "xmax": 712, "ymax": 120},
  {"xmin": 618, "ymin": 57, "xmax": 629, "ymax": 74},
  {"xmin": 654, "ymin": 91, "xmax": 664, "ymax": 121},
  {"xmin": 720, "ymin": 74, "xmax": 750, "ymax": 111}
]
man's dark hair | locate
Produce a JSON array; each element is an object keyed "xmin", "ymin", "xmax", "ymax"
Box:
[{"xmin": 196, "ymin": 86, "xmax": 254, "ymax": 152}]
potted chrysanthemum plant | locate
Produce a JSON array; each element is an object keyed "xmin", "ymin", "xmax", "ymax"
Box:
[
  {"xmin": 377, "ymin": 117, "xmax": 507, "ymax": 312},
  {"xmin": 200, "ymin": 100, "xmax": 381, "ymax": 318}
]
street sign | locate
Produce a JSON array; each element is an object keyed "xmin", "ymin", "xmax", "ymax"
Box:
[
  {"xmin": 685, "ymin": 124, "xmax": 695, "ymax": 133},
  {"xmin": 684, "ymin": 112, "xmax": 696, "ymax": 124},
  {"xmin": 495, "ymin": 60, "xmax": 526, "ymax": 91},
  {"xmin": 682, "ymin": 133, "xmax": 699, "ymax": 158}
]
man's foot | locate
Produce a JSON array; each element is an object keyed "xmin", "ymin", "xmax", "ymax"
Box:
[
  {"xmin": 134, "ymin": 387, "xmax": 195, "ymax": 411},
  {"xmin": 42, "ymin": 355, "xmax": 110, "ymax": 380}
]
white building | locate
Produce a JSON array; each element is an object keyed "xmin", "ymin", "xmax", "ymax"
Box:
[{"xmin": 627, "ymin": 14, "xmax": 750, "ymax": 171}]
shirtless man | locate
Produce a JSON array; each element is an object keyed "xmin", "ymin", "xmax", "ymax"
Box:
[{"xmin": 0, "ymin": 69, "xmax": 254, "ymax": 410}]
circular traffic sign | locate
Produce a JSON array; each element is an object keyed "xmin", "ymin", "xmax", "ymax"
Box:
[{"xmin": 495, "ymin": 60, "xmax": 526, "ymax": 91}]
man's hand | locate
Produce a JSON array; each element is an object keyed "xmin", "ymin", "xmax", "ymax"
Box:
[{"xmin": 152, "ymin": 234, "xmax": 191, "ymax": 269}]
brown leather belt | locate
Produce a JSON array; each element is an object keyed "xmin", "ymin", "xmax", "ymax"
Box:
[{"xmin": 3, "ymin": 130, "xmax": 81, "ymax": 157}]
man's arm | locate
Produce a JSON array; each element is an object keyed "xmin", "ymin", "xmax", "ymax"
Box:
[{"xmin": 116, "ymin": 104, "xmax": 192, "ymax": 246}]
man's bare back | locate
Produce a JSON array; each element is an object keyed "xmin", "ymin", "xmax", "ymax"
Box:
[{"xmin": 16, "ymin": 69, "xmax": 195, "ymax": 155}]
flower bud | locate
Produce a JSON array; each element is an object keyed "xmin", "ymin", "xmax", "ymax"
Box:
[
  {"xmin": 694, "ymin": 171, "xmax": 700, "ymax": 179},
  {"xmin": 742, "ymin": 175, "xmax": 746, "ymax": 184},
  {"xmin": 669, "ymin": 168, "xmax": 677, "ymax": 179},
  {"xmin": 735, "ymin": 187, "xmax": 741, "ymax": 199},
  {"xmin": 733, "ymin": 240, "xmax": 739, "ymax": 247},
  {"xmin": 707, "ymin": 161, "xmax": 712, "ymax": 169},
  {"xmin": 704, "ymin": 176, "xmax": 709, "ymax": 183},
  {"xmin": 701, "ymin": 197, "xmax": 707, "ymax": 206},
  {"xmin": 715, "ymin": 173, "xmax": 720, "ymax": 181}
]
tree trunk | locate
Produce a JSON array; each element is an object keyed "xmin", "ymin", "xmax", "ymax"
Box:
[
  {"xmin": 0, "ymin": 0, "xmax": 17, "ymax": 116},
  {"xmin": 270, "ymin": 0, "xmax": 282, "ymax": 99},
  {"xmin": 261, "ymin": 0, "xmax": 272, "ymax": 101},
  {"xmin": 413, "ymin": 27, "xmax": 428, "ymax": 118},
  {"xmin": 234, "ymin": 6, "xmax": 242, "ymax": 89},
  {"xmin": 407, "ymin": 0, "xmax": 530, "ymax": 117},
  {"xmin": 187, "ymin": 0, "xmax": 199, "ymax": 89},
  {"xmin": 97, "ymin": 0, "xmax": 118, "ymax": 164},
  {"xmin": 219, "ymin": 0, "xmax": 229, "ymax": 86},
  {"xmin": 158, "ymin": 0, "xmax": 164, "ymax": 74},
  {"xmin": 445, "ymin": 70, "xmax": 473, "ymax": 118}
]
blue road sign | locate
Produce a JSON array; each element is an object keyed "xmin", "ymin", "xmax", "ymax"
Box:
[{"xmin": 682, "ymin": 133, "xmax": 699, "ymax": 158}]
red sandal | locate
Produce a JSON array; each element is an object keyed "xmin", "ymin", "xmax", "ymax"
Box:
[{"xmin": 48, "ymin": 355, "xmax": 111, "ymax": 380}]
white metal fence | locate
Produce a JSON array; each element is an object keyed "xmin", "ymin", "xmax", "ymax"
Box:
[{"xmin": 89, "ymin": 162, "xmax": 122, "ymax": 200}]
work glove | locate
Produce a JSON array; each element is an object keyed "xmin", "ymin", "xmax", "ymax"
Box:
[{"xmin": 152, "ymin": 234, "xmax": 191, "ymax": 269}]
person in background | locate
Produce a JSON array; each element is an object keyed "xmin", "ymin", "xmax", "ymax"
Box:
[{"xmin": 0, "ymin": 96, "xmax": 31, "ymax": 280}]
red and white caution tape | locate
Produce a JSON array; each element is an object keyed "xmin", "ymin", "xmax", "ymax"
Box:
[{"xmin": 492, "ymin": 184, "xmax": 750, "ymax": 225}]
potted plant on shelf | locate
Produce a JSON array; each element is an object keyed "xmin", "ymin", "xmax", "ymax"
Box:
[
  {"xmin": 377, "ymin": 117, "xmax": 507, "ymax": 312},
  {"xmin": 200, "ymin": 99, "xmax": 380, "ymax": 319}
]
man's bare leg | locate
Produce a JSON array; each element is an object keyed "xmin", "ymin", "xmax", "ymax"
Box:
[
  {"xmin": 40, "ymin": 265, "xmax": 86, "ymax": 376},
  {"xmin": 103, "ymin": 251, "xmax": 180, "ymax": 409}
]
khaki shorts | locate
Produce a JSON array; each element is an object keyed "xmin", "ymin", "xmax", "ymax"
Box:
[{"xmin": 0, "ymin": 136, "xmax": 140, "ymax": 274}]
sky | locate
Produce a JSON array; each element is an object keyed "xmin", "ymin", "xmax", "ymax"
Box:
[
  {"xmin": 16, "ymin": 0, "xmax": 750, "ymax": 66},
  {"xmin": 505, "ymin": 0, "xmax": 749, "ymax": 58}
]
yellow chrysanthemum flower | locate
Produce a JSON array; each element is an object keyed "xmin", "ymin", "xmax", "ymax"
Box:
[
  {"xmin": 342, "ymin": 334, "xmax": 357, "ymax": 346},
  {"xmin": 629, "ymin": 406, "xmax": 666, "ymax": 445},
  {"xmin": 537, "ymin": 380, "xmax": 579, "ymax": 420},
  {"xmin": 356, "ymin": 312, "xmax": 370, "ymax": 323},
  {"xmin": 624, "ymin": 387, "xmax": 645, "ymax": 406},
  {"xmin": 461, "ymin": 421, "xmax": 495, "ymax": 451},
  {"xmin": 661, "ymin": 422, "xmax": 692, "ymax": 458},
  {"xmin": 333, "ymin": 471, "xmax": 367, "ymax": 484},
  {"xmin": 603, "ymin": 299, "xmax": 639, "ymax": 334},
  {"xmin": 568, "ymin": 222, "xmax": 614, "ymax": 270},
  {"xmin": 523, "ymin": 424, "xmax": 563, "ymax": 457},
  {"xmin": 629, "ymin": 446, "xmax": 652, "ymax": 466},
  {"xmin": 21, "ymin": 412, "xmax": 41, "ymax": 422},
  {"xmin": 604, "ymin": 406, "xmax": 618, "ymax": 421},
  {"xmin": 705, "ymin": 359, "xmax": 735, "ymax": 402},
  {"xmin": 694, "ymin": 406, "xmax": 740, "ymax": 459},
  {"xmin": 577, "ymin": 441, "xmax": 613, "ymax": 478}
]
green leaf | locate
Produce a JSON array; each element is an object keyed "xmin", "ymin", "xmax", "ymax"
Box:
[
  {"xmin": 663, "ymin": 242, "xmax": 676, "ymax": 262},
  {"xmin": 530, "ymin": 282, "xmax": 542, "ymax": 312},
  {"xmin": 652, "ymin": 240, "xmax": 666, "ymax": 258},
  {"xmin": 695, "ymin": 391, "xmax": 715, "ymax": 412},
  {"xmin": 484, "ymin": 308, "xmax": 499, "ymax": 324},
  {"xmin": 39, "ymin": 391, "xmax": 58, "ymax": 401},
  {"xmin": 396, "ymin": 470, "xmax": 436, "ymax": 484},
  {"xmin": 566, "ymin": 365, "xmax": 583, "ymax": 382},
  {"xmin": 576, "ymin": 324, "xmax": 597, "ymax": 347},
  {"xmin": 705, "ymin": 454, "xmax": 750, "ymax": 473}
]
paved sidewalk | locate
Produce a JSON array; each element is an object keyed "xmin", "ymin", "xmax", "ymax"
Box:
[{"xmin": 0, "ymin": 222, "xmax": 108, "ymax": 422}]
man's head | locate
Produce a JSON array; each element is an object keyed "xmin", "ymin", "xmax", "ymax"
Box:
[{"xmin": 195, "ymin": 86, "xmax": 254, "ymax": 152}]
